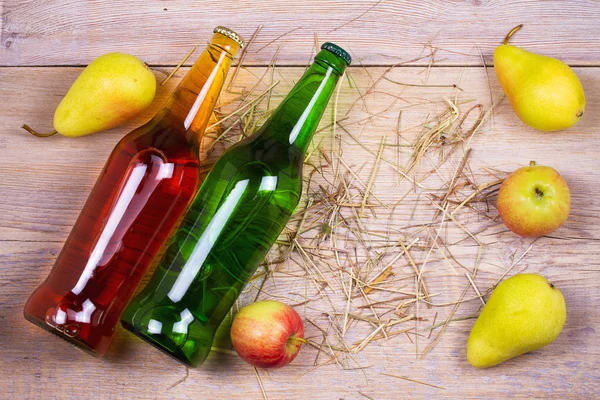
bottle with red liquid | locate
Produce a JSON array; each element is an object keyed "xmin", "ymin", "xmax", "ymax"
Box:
[{"xmin": 23, "ymin": 27, "xmax": 244, "ymax": 356}]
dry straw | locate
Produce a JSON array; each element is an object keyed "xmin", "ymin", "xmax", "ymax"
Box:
[{"xmin": 161, "ymin": 27, "xmax": 519, "ymax": 395}]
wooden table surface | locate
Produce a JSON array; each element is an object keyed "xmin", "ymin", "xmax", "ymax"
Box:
[{"xmin": 1, "ymin": 1, "xmax": 599, "ymax": 399}]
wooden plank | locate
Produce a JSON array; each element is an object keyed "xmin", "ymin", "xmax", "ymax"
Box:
[
  {"xmin": 1, "ymin": 0, "xmax": 600, "ymax": 66},
  {"xmin": 1, "ymin": 65, "xmax": 599, "ymax": 398}
]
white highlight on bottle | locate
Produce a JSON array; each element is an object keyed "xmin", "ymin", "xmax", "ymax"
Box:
[
  {"xmin": 258, "ymin": 175, "xmax": 278, "ymax": 192},
  {"xmin": 147, "ymin": 319, "xmax": 163, "ymax": 334},
  {"xmin": 71, "ymin": 155, "xmax": 175, "ymax": 295},
  {"xmin": 288, "ymin": 67, "xmax": 333, "ymax": 145},
  {"xmin": 71, "ymin": 163, "xmax": 148, "ymax": 295},
  {"xmin": 156, "ymin": 161, "xmax": 175, "ymax": 181},
  {"xmin": 172, "ymin": 308, "xmax": 194, "ymax": 334},
  {"xmin": 74, "ymin": 298, "xmax": 97, "ymax": 323},
  {"xmin": 184, "ymin": 50, "xmax": 227, "ymax": 131},
  {"xmin": 55, "ymin": 309, "xmax": 67, "ymax": 325},
  {"xmin": 168, "ymin": 179, "xmax": 250, "ymax": 303},
  {"xmin": 98, "ymin": 156, "xmax": 174, "ymax": 267}
]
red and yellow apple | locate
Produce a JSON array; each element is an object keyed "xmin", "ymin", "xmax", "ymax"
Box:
[
  {"xmin": 231, "ymin": 300, "xmax": 305, "ymax": 368},
  {"xmin": 497, "ymin": 162, "xmax": 570, "ymax": 237}
]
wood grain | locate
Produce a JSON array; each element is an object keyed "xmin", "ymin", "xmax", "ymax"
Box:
[
  {"xmin": 1, "ymin": 0, "xmax": 600, "ymax": 67},
  {"xmin": 0, "ymin": 64, "xmax": 599, "ymax": 399}
]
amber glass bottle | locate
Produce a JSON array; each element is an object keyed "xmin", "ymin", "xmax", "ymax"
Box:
[{"xmin": 23, "ymin": 27, "xmax": 243, "ymax": 356}]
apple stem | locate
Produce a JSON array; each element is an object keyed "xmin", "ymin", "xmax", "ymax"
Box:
[
  {"xmin": 21, "ymin": 124, "xmax": 58, "ymax": 138},
  {"xmin": 289, "ymin": 336, "xmax": 308, "ymax": 345},
  {"xmin": 504, "ymin": 24, "xmax": 523, "ymax": 45},
  {"xmin": 529, "ymin": 160, "xmax": 536, "ymax": 166},
  {"xmin": 535, "ymin": 187, "xmax": 544, "ymax": 199}
]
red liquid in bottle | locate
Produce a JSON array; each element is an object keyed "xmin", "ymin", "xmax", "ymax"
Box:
[
  {"xmin": 23, "ymin": 125, "xmax": 200, "ymax": 355},
  {"xmin": 23, "ymin": 28, "xmax": 243, "ymax": 355}
]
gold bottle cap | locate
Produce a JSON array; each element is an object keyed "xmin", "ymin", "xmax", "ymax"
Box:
[{"xmin": 213, "ymin": 26, "xmax": 245, "ymax": 48}]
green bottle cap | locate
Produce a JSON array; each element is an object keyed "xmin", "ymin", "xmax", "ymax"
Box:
[{"xmin": 321, "ymin": 42, "xmax": 351, "ymax": 65}]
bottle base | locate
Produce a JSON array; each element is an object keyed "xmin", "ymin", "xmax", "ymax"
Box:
[
  {"xmin": 23, "ymin": 312, "xmax": 106, "ymax": 357},
  {"xmin": 121, "ymin": 319, "xmax": 203, "ymax": 367}
]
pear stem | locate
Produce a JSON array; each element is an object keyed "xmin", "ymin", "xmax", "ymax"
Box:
[
  {"xmin": 21, "ymin": 124, "xmax": 58, "ymax": 138},
  {"xmin": 504, "ymin": 24, "xmax": 524, "ymax": 45}
]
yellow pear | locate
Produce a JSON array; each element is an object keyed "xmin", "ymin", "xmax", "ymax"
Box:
[
  {"xmin": 467, "ymin": 273, "xmax": 566, "ymax": 368},
  {"xmin": 24, "ymin": 52, "xmax": 156, "ymax": 138},
  {"xmin": 494, "ymin": 25, "xmax": 586, "ymax": 131}
]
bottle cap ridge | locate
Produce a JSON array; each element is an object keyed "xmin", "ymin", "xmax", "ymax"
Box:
[
  {"xmin": 321, "ymin": 42, "xmax": 351, "ymax": 65},
  {"xmin": 213, "ymin": 26, "xmax": 245, "ymax": 48}
]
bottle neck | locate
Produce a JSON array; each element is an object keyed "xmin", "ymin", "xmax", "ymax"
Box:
[
  {"xmin": 257, "ymin": 58, "xmax": 343, "ymax": 154},
  {"xmin": 157, "ymin": 36, "xmax": 239, "ymax": 146}
]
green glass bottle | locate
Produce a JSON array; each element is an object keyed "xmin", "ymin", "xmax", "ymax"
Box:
[{"xmin": 121, "ymin": 43, "xmax": 350, "ymax": 367}]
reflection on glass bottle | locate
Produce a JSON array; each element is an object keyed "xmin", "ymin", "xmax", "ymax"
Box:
[
  {"xmin": 122, "ymin": 43, "xmax": 351, "ymax": 367},
  {"xmin": 23, "ymin": 27, "xmax": 244, "ymax": 356}
]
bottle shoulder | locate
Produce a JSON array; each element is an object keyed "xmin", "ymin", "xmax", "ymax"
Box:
[
  {"xmin": 223, "ymin": 135, "xmax": 304, "ymax": 171},
  {"xmin": 194, "ymin": 137, "xmax": 304, "ymax": 214},
  {"xmin": 115, "ymin": 121, "xmax": 200, "ymax": 164}
]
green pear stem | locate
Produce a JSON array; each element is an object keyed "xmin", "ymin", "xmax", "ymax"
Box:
[
  {"xmin": 21, "ymin": 124, "xmax": 58, "ymax": 138},
  {"xmin": 504, "ymin": 24, "xmax": 524, "ymax": 45}
]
